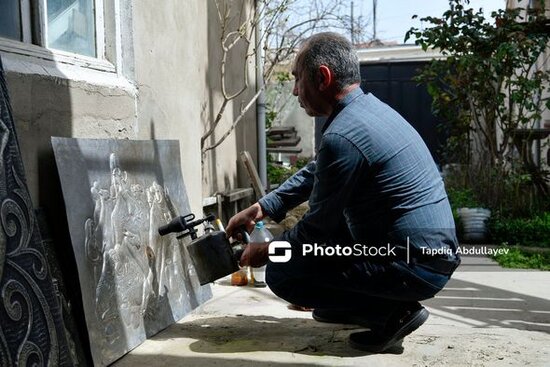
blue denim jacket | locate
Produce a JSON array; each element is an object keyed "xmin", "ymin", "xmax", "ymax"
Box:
[{"xmin": 259, "ymin": 88, "xmax": 458, "ymax": 257}]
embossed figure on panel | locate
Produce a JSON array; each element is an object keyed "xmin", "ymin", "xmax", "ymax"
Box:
[{"xmin": 52, "ymin": 138, "xmax": 212, "ymax": 366}]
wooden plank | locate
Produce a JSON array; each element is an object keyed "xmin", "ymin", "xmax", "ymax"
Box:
[
  {"xmin": 267, "ymin": 136, "xmax": 301, "ymax": 147},
  {"xmin": 223, "ymin": 187, "xmax": 255, "ymax": 202},
  {"xmin": 268, "ymin": 133, "xmax": 298, "ymax": 143},
  {"xmin": 240, "ymin": 150, "xmax": 266, "ymax": 199},
  {"xmin": 202, "ymin": 196, "xmax": 218, "ymax": 207},
  {"xmin": 267, "ymin": 146, "xmax": 303, "ymax": 154},
  {"xmin": 269, "ymin": 131, "xmax": 297, "ymax": 137},
  {"xmin": 268, "ymin": 131, "xmax": 297, "ymax": 140},
  {"xmin": 268, "ymin": 126, "xmax": 296, "ymax": 135},
  {"xmin": 513, "ymin": 128, "xmax": 550, "ymax": 140}
]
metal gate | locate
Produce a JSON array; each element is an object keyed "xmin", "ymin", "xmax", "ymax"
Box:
[{"xmin": 360, "ymin": 61, "xmax": 445, "ymax": 165}]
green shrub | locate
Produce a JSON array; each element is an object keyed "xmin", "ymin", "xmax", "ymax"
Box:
[
  {"xmin": 408, "ymin": 0, "xmax": 550, "ymax": 207},
  {"xmin": 492, "ymin": 247, "xmax": 550, "ymax": 271},
  {"xmin": 267, "ymin": 156, "xmax": 312, "ymax": 186},
  {"xmin": 490, "ymin": 212, "xmax": 550, "ymax": 248},
  {"xmin": 267, "ymin": 163, "xmax": 298, "ymax": 185},
  {"xmin": 446, "ymin": 187, "xmax": 481, "ymax": 209},
  {"xmin": 294, "ymin": 157, "xmax": 310, "ymax": 170}
]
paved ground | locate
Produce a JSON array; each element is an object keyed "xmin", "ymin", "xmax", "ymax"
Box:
[{"xmin": 114, "ymin": 251, "xmax": 550, "ymax": 366}]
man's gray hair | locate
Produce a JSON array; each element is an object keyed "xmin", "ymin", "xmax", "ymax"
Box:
[{"xmin": 298, "ymin": 32, "xmax": 361, "ymax": 91}]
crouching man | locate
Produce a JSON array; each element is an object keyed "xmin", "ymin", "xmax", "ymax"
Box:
[{"xmin": 226, "ymin": 32, "xmax": 460, "ymax": 353}]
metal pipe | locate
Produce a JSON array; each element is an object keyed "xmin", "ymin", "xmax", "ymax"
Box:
[
  {"xmin": 255, "ymin": 0, "xmax": 267, "ymax": 190},
  {"xmin": 351, "ymin": 1, "xmax": 355, "ymax": 44},
  {"xmin": 373, "ymin": 0, "xmax": 378, "ymax": 41}
]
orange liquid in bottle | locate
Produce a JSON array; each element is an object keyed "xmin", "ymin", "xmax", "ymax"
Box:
[{"xmin": 231, "ymin": 269, "xmax": 248, "ymax": 286}]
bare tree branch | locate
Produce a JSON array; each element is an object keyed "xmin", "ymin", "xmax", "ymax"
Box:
[
  {"xmin": 202, "ymin": 0, "xmax": 362, "ymax": 154},
  {"xmin": 202, "ymin": 88, "xmax": 264, "ymax": 153}
]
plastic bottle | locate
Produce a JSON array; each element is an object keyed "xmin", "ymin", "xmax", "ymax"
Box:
[{"xmin": 248, "ymin": 221, "xmax": 273, "ymax": 287}]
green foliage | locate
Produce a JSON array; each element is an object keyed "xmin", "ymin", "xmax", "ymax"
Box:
[
  {"xmin": 418, "ymin": 0, "xmax": 550, "ymax": 247},
  {"xmin": 447, "ymin": 187, "xmax": 481, "ymax": 209},
  {"xmin": 267, "ymin": 156, "xmax": 312, "ymax": 186},
  {"xmin": 275, "ymin": 71, "xmax": 292, "ymax": 83},
  {"xmin": 492, "ymin": 246, "xmax": 550, "ymax": 270},
  {"xmin": 445, "ymin": 163, "xmax": 548, "ymax": 217},
  {"xmin": 267, "ymin": 162, "xmax": 298, "ymax": 185},
  {"xmin": 490, "ymin": 212, "xmax": 550, "ymax": 247},
  {"xmin": 407, "ymin": 0, "xmax": 550, "ymax": 203},
  {"xmin": 294, "ymin": 157, "xmax": 310, "ymax": 170},
  {"xmin": 266, "ymin": 109, "xmax": 277, "ymax": 130},
  {"xmin": 471, "ymin": 168, "xmax": 544, "ymax": 217}
]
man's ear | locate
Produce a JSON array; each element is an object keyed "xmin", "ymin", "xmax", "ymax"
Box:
[{"xmin": 318, "ymin": 65, "xmax": 332, "ymax": 91}]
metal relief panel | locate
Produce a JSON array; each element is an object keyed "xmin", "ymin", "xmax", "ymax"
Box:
[
  {"xmin": 0, "ymin": 58, "xmax": 75, "ymax": 365},
  {"xmin": 51, "ymin": 138, "xmax": 212, "ymax": 366}
]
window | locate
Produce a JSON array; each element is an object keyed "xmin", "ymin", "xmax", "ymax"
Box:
[
  {"xmin": 0, "ymin": 1, "xmax": 23, "ymax": 41},
  {"xmin": 47, "ymin": 0, "xmax": 96, "ymax": 57},
  {"xmin": 0, "ymin": 0, "xmax": 108, "ymax": 61}
]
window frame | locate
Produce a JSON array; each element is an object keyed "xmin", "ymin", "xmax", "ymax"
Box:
[{"xmin": 0, "ymin": 0, "xmax": 117, "ymax": 73}]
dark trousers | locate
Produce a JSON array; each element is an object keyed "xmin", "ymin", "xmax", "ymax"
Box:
[{"xmin": 265, "ymin": 248, "xmax": 450, "ymax": 329}]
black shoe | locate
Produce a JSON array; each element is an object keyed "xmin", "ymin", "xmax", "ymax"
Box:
[
  {"xmin": 349, "ymin": 305, "xmax": 429, "ymax": 353},
  {"xmin": 312, "ymin": 308, "xmax": 374, "ymax": 328}
]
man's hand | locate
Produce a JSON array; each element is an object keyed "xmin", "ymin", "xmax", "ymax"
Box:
[
  {"xmin": 239, "ymin": 242, "xmax": 269, "ymax": 267},
  {"xmin": 226, "ymin": 202, "xmax": 265, "ymax": 238}
]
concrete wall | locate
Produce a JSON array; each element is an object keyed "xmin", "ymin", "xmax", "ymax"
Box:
[
  {"xmin": 130, "ymin": 0, "xmax": 209, "ymax": 216},
  {"xmin": 506, "ymin": 0, "xmax": 550, "ymax": 166},
  {"xmin": 1, "ymin": 0, "xmax": 257, "ymax": 220},
  {"xmin": 201, "ymin": 0, "xmax": 258, "ymax": 198},
  {"xmin": 2, "ymin": 51, "xmax": 139, "ymax": 215},
  {"xmin": 505, "ymin": 0, "xmax": 550, "ymax": 130}
]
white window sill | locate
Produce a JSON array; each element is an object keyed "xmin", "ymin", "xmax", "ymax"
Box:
[
  {"xmin": 0, "ymin": 37, "xmax": 114, "ymax": 72},
  {"xmin": 0, "ymin": 37, "xmax": 135, "ymax": 93}
]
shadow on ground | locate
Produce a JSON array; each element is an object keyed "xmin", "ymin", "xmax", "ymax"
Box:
[
  {"xmin": 115, "ymin": 355, "xmax": 349, "ymax": 367},
  {"xmin": 425, "ymin": 277, "xmax": 550, "ymax": 334},
  {"xmin": 155, "ymin": 315, "xmax": 405, "ymax": 357}
]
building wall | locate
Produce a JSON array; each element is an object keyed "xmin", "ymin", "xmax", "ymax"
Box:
[
  {"xmin": 506, "ymin": 0, "xmax": 550, "ymax": 166},
  {"xmin": 0, "ymin": 0, "xmax": 256, "ymax": 220},
  {"xmin": 201, "ymin": 0, "xmax": 258, "ymax": 199}
]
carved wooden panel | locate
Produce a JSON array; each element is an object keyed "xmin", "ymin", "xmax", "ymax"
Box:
[{"xmin": 0, "ymin": 58, "xmax": 76, "ymax": 366}]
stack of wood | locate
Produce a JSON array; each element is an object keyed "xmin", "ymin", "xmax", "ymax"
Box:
[{"xmin": 267, "ymin": 126, "xmax": 302, "ymax": 154}]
